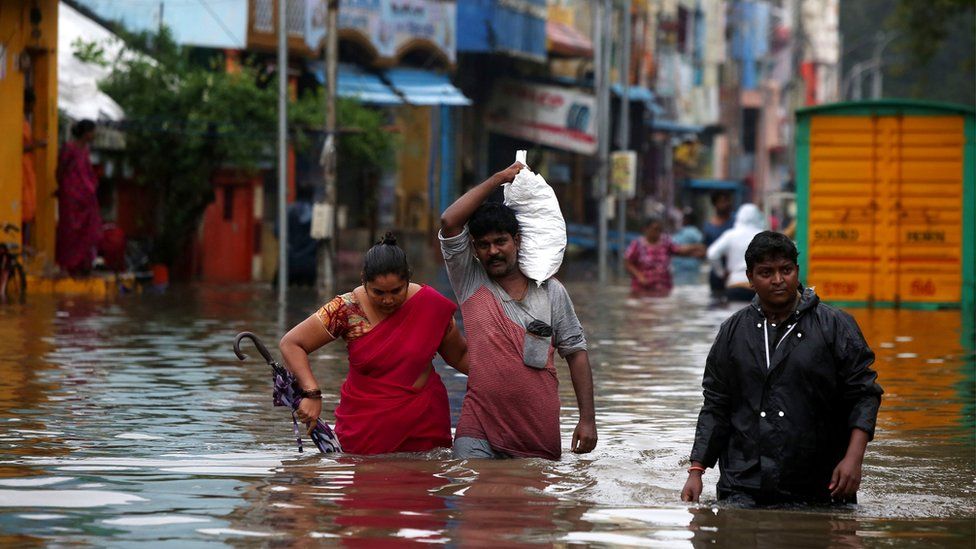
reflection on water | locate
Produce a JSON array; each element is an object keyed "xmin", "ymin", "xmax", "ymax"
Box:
[{"xmin": 0, "ymin": 280, "xmax": 972, "ymax": 546}]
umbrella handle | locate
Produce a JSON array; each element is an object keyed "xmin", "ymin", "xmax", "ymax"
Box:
[{"xmin": 234, "ymin": 331, "xmax": 275, "ymax": 365}]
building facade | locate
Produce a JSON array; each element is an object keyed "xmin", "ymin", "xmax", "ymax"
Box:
[{"xmin": 1, "ymin": 0, "xmax": 60, "ymax": 273}]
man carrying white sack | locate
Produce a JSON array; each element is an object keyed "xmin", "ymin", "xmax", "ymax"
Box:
[{"xmin": 440, "ymin": 161, "xmax": 598, "ymax": 460}]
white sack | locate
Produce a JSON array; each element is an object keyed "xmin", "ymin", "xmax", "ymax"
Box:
[{"xmin": 503, "ymin": 155, "xmax": 566, "ymax": 285}]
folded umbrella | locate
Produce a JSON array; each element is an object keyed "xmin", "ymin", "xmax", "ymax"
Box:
[{"xmin": 234, "ymin": 331, "xmax": 342, "ymax": 454}]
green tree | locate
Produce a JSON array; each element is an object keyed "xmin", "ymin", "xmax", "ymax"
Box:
[
  {"xmin": 840, "ymin": 0, "xmax": 974, "ymax": 105},
  {"xmin": 894, "ymin": 0, "xmax": 974, "ymax": 65},
  {"xmin": 88, "ymin": 27, "xmax": 394, "ymax": 268}
]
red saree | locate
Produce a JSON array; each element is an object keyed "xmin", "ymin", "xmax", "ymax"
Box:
[
  {"xmin": 335, "ymin": 285, "xmax": 456, "ymax": 454},
  {"xmin": 55, "ymin": 141, "xmax": 102, "ymax": 275}
]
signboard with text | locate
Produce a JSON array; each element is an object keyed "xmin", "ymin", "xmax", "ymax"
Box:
[
  {"xmin": 305, "ymin": 0, "xmax": 456, "ymax": 63},
  {"xmin": 485, "ymin": 79, "xmax": 597, "ymax": 155},
  {"xmin": 610, "ymin": 151, "xmax": 637, "ymax": 197}
]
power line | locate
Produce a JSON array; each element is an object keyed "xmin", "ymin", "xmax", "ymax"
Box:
[{"xmin": 198, "ymin": 0, "xmax": 244, "ymax": 46}]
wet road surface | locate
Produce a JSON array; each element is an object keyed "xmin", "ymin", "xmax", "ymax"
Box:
[{"xmin": 0, "ymin": 277, "xmax": 972, "ymax": 547}]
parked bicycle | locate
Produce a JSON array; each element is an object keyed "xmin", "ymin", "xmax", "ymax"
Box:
[{"xmin": 0, "ymin": 224, "xmax": 26, "ymax": 304}]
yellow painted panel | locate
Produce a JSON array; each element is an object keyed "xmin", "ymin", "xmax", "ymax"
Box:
[
  {"xmin": 0, "ymin": 1, "xmax": 59, "ymax": 273},
  {"xmin": 897, "ymin": 147, "xmax": 963, "ymax": 159},
  {"xmin": 395, "ymin": 106, "xmax": 431, "ymax": 231},
  {"xmin": 810, "ymin": 116, "xmax": 875, "ymax": 131},
  {"xmin": 808, "ymin": 272, "xmax": 874, "ymax": 302},
  {"xmin": 0, "ymin": 6, "xmax": 27, "ymax": 240},
  {"xmin": 899, "ymin": 133, "xmax": 965, "ymax": 145},
  {"xmin": 25, "ymin": 273, "xmax": 130, "ymax": 297},
  {"xmin": 809, "ymin": 209, "xmax": 876, "ymax": 220},
  {"xmin": 810, "ymin": 251, "xmax": 879, "ymax": 263},
  {"xmin": 895, "ymin": 225, "xmax": 963, "ymax": 247},
  {"xmin": 895, "ymin": 213, "xmax": 963, "ymax": 226},
  {"xmin": 810, "ymin": 166, "xmax": 876, "ymax": 182},
  {"xmin": 897, "ymin": 180, "xmax": 963, "ymax": 192},
  {"xmin": 900, "ymin": 163, "xmax": 964, "ymax": 180},
  {"xmin": 809, "ymin": 223, "xmax": 874, "ymax": 245},
  {"xmin": 808, "ymin": 113, "xmax": 967, "ymax": 305},
  {"xmin": 809, "ymin": 192, "xmax": 877, "ymax": 202},
  {"xmin": 900, "ymin": 117, "xmax": 965, "ymax": 131},
  {"xmin": 810, "ymin": 145, "xmax": 893, "ymax": 158},
  {"xmin": 897, "ymin": 273, "xmax": 961, "ymax": 302}
]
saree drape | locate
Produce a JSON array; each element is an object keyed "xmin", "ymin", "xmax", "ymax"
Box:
[
  {"xmin": 55, "ymin": 141, "xmax": 102, "ymax": 275},
  {"xmin": 335, "ymin": 286, "xmax": 457, "ymax": 454}
]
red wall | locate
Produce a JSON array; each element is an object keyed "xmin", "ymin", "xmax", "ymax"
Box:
[{"xmin": 197, "ymin": 170, "xmax": 260, "ymax": 283}]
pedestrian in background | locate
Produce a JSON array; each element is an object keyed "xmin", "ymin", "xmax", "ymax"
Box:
[
  {"xmin": 706, "ymin": 203, "xmax": 765, "ymax": 303},
  {"xmin": 625, "ymin": 215, "xmax": 705, "ymax": 297},
  {"xmin": 672, "ymin": 209, "xmax": 705, "ymax": 285},
  {"xmin": 702, "ymin": 191, "xmax": 734, "ymax": 304},
  {"xmin": 55, "ymin": 119, "xmax": 102, "ymax": 276},
  {"xmin": 682, "ymin": 232, "xmax": 882, "ymax": 506}
]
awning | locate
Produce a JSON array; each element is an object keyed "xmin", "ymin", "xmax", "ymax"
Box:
[
  {"xmin": 650, "ymin": 120, "xmax": 706, "ymax": 134},
  {"xmin": 313, "ymin": 63, "xmax": 403, "ymax": 105},
  {"xmin": 546, "ymin": 20, "xmax": 593, "ymax": 58},
  {"xmin": 683, "ymin": 179, "xmax": 743, "ymax": 191},
  {"xmin": 457, "ymin": 1, "xmax": 547, "ymax": 62},
  {"xmin": 384, "ymin": 68, "xmax": 471, "ymax": 106},
  {"xmin": 611, "ymin": 84, "xmax": 655, "ymax": 103}
]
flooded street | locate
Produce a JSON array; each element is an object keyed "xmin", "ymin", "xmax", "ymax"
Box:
[{"xmin": 0, "ymin": 276, "xmax": 973, "ymax": 547}]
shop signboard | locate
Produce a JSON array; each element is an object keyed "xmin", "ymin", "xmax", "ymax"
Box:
[
  {"xmin": 305, "ymin": 0, "xmax": 456, "ymax": 63},
  {"xmin": 486, "ymin": 79, "xmax": 597, "ymax": 155},
  {"xmin": 610, "ymin": 150, "xmax": 637, "ymax": 198}
]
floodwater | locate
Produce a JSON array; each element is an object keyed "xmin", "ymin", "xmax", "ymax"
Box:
[{"xmin": 0, "ymin": 275, "xmax": 973, "ymax": 547}]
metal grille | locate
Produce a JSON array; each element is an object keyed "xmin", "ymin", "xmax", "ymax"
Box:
[
  {"xmin": 253, "ymin": 0, "xmax": 273, "ymax": 33},
  {"xmin": 286, "ymin": 0, "xmax": 306, "ymax": 36}
]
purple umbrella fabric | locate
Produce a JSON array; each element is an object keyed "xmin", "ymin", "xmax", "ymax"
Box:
[{"xmin": 234, "ymin": 331, "xmax": 342, "ymax": 454}]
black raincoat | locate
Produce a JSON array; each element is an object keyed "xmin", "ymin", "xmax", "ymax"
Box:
[{"xmin": 690, "ymin": 288, "xmax": 883, "ymax": 504}]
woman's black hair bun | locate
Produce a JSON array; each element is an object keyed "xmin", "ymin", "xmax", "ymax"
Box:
[
  {"xmin": 363, "ymin": 231, "xmax": 410, "ymax": 282},
  {"xmin": 379, "ymin": 232, "xmax": 398, "ymax": 246}
]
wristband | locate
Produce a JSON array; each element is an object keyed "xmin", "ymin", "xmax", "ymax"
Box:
[
  {"xmin": 299, "ymin": 388, "xmax": 322, "ymax": 399},
  {"xmin": 687, "ymin": 466, "xmax": 706, "ymax": 474}
]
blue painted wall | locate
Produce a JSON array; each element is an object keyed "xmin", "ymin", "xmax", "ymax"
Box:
[{"xmin": 457, "ymin": 0, "xmax": 546, "ymax": 61}]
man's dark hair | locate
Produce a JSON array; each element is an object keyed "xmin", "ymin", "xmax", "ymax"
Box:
[
  {"xmin": 745, "ymin": 231, "xmax": 799, "ymax": 271},
  {"xmin": 468, "ymin": 202, "xmax": 519, "ymax": 239},
  {"xmin": 710, "ymin": 190, "xmax": 732, "ymax": 206},
  {"xmin": 71, "ymin": 119, "xmax": 96, "ymax": 139},
  {"xmin": 362, "ymin": 232, "xmax": 411, "ymax": 282}
]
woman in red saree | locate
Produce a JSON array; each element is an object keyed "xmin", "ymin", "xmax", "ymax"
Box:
[
  {"xmin": 279, "ymin": 233, "xmax": 468, "ymax": 454},
  {"xmin": 55, "ymin": 120, "xmax": 102, "ymax": 276}
]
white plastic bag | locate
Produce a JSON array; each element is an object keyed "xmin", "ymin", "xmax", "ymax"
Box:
[{"xmin": 503, "ymin": 151, "xmax": 566, "ymax": 285}]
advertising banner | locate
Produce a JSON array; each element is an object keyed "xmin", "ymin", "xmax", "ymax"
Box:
[{"xmin": 485, "ymin": 79, "xmax": 597, "ymax": 155}]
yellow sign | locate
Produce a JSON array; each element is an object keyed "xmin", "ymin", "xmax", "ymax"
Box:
[{"xmin": 610, "ymin": 150, "xmax": 636, "ymax": 198}]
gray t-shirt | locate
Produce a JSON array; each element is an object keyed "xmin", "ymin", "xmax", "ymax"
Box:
[{"xmin": 439, "ymin": 226, "xmax": 587, "ymax": 357}]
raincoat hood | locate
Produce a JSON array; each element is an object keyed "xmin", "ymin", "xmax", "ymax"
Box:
[{"xmin": 733, "ymin": 203, "xmax": 766, "ymax": 231}]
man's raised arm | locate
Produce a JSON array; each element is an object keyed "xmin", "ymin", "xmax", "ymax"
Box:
[{"xmin": 440, "ymin": 162, "xmax": 524, "ymax": 237}]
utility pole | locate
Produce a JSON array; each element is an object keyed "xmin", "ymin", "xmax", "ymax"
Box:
[
  {"xmin": 870, "ymin": 32, "xmax": 895, "ymax": 99},
  {"xmin": 595, "ymin": 0, "xmax": 612, "ymax": 283},
  {"xmin": 317, "ymin": 0, "xmax": 339, "ymax": 295},
  {"xmin": 277, "ymin": 0, "xmax": 288, "ymax": 305},
  {"xmin": 616, "ymin": 0, "xmax": 631, "ymax": 277}
]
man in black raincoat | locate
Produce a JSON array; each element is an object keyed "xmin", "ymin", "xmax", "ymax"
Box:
[{"xmin": 682, "ymin": 231, "xmax": 883, "ymax": 505}]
